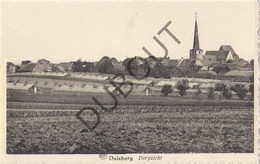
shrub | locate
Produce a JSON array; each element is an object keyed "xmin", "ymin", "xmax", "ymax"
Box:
[
  {"xmin": 214, "ymin": 83, "xmax": 232, "ymax": 99},
  {"xmin": 230, "ymin": 84, "xmax": 248, "ymax": 99},
  {"xmin": 214, "ymin": 83, "xmax": 227, "ymax": 92},
  {"xmin": 194, "ymin": 85, "xmax": 201, "ymax": 97},
  {"xmin": 175, "ymin": 79, "xmax": 190, "ymax": 97},
  {"xmin": 208, "ymin": 87, "xmax": 215, "ymax": 99},
  {"xmin": 161, "ymin": 85, "xmax": 173, "ymax": 96},
  {"xmin": 222, "ymin": 89, "xmax": 232, "ymax": 99}
]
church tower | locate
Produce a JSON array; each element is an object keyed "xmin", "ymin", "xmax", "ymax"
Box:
[{"xmin": 190, "ymin": 13, "xmax": 203, "ymax": 63}]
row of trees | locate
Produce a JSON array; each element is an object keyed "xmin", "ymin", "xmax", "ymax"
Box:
[{"xmin": 161, "ymin": 80, "xmax": 254, "ymax": 100}]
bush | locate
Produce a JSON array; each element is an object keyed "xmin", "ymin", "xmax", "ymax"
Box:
[
  {"xmin": 195, "ymin": 84, "xmax": 201, "ymax": 96},
  {"xmin": 230, "ymin": 84, "xmax": 248, "ymax": 99},
  {"xmin": 214, "ymin": 83, "xmax": 227, "ymax": 92},
  {"xmin": 175, "ymin": 79, "xmax": 190, "ymax": 97},
  {"xmin": 161, "ymin": 85, "xmax": 173, "ymax": 96},
  {"xmin": 222, "ymin": 89, "xmax": 232, "ymax": 99},
  {"xmin": 214, "ymin": 83, "xmax": 232, "ymax": 99},
  {"xmin": 208, "ymin": 87, "xmax": 215, "ymax": 99}
]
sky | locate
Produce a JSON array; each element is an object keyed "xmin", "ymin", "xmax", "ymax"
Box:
[{"xmin": 2, "ymin": 1, "xmax": 256, "ymax": 64}]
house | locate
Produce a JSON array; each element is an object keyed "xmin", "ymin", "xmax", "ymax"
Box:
[
  {"xmin": 177, "ymin": 59, "xmax": 198, "ymax": 73},
  {"xmin": 19, "ymin": 60, "xmax": 52, "ymax": 73},
  {"xmin": 210, "ymin": 63, "xmax": 238, "ymax": 74},
  {"xmin": 168, "ymin": 59, "xmax": 179, "ymax": 68},
  {"xmin": 6, "ymin": 62, "xmax": 16, "ymax": 73},
  {"xmin": 53, "ymin": 62, "xmax": 74, "ymax": 72},
  {"xmin": 197, "ymin": 69, "xmax": 217, "ymax": 78},
  {"xmin": 19, "ymin": 63, "xmax": 38, "ymax": 72}
]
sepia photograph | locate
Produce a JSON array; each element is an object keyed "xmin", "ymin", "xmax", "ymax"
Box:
[{"xmin": 1, "ymin": 0, "xmax": 258, "ymax": 163}]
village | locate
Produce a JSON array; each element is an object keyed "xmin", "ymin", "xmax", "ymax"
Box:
[{"xmin": 6, "ymin": 15, "xmax": 254, "ymax": 100}]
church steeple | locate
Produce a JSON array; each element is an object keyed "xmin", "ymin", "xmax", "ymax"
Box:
[
  {"xmin": 193, "ymin": 12, "xmax": 200, "ymax": 50},
  {"xmin": 189, "ymin": 12, "xmax": 203, "ymax": 63}
]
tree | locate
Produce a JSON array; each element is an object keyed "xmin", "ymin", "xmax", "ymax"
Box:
[
  {"xmin": 230, "ymin": 83, "xmax": 248, "ymax": 99},
  {"xmin": 208, "ymin": 87, "xmax": 215, "ymax": 99},
  {"xmin": 161, "ymin": 85, "xmax": 173, "ymax": 96},
  {"xmin": 125, "ymin": 56, "xmax": 150, "ymax": 77},
  {"xmin": 175, "ymin": 79, "xmax": 190, "ymax": 97},
  {"xmin": 214, "ymin": 83, "xmax": 227, "ymax": 92},
  {"xmin": 222, "ymin": 89, "xmax": 232, "ymax": 99},
  {"xmin": 21, "ymin": 60, "xmax": 31, "ymax": 66},
  {"xmin": 250, "ymin": 59, "xmax": 254, "ymax": 66},
  {"xmin": 37, "ymin": 59, "xmax": 50, "ymax": 65},
  {"xmin": 249, "ymin": 83, "xmax": 254, "ymax": 98},
  {"xmin": 150, "ymin": 63, "xmax": 170, "ymax": 78},
  {"xmin": 214, "ymin": 83, "xmax": 232, "ymax": 99},
  {"xmin": 97, "ymin": 56, "xmax": 115, "ymax": 74},
  {"xmin": 195, "ymin": 84, "xmax": 201, "ymax": 96}
]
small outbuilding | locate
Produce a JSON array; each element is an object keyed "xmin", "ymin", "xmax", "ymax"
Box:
[{"xmin": 7, "ymin": 83, "xmax": 41, "ymax": 93}]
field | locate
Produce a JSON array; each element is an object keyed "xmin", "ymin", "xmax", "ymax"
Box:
[
  {"xmin": 6, "ymin": 75, "xmax": 254, "ymax": 154},
  {"xmin": 7, "ymin": 93, "xmax": 254, "ymax": 154}
]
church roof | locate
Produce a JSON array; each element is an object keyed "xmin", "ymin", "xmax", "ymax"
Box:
[
  {"xmin": 205, "ymin": 51, "xmax": 219, "ymax": 56},
  {"xmin": 219, "ymin": 45, "xmax": 239, "ymax": 60},
  {"xmin": 217, "ymin": 51, "xmax": 230, "ymax": 60},
  {"xmin": 205, "ymin": 50, "xmax": 229, "ymax": 61}
]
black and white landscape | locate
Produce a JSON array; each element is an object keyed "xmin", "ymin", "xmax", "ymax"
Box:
[{"xmin": 4, "ymin": 1, "xmax": 255, "ymax": 155}]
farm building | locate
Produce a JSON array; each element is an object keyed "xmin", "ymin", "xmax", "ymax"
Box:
[
  {"xmin": 51, "ymin": 84, "xmax": 116, "ymax": 93},
  {"xmin": 34, "ymin": 82, "xmax": 58, "ymax": 94},
  {"xmin": 7, "ymin": 82, "xmax": 40, "ymax": 93},
  {"xmin": 221, "ymin": 70, "xmax": 253, "ymax": 82},
  {"xmin": 69, "ymin": 72, "xmax": 109, "ymax": 81}
]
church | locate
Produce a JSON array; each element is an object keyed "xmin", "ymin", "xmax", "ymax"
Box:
[{"xmin": 177, "ymin": 13, "xmax": 250, "ymax": 73}]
